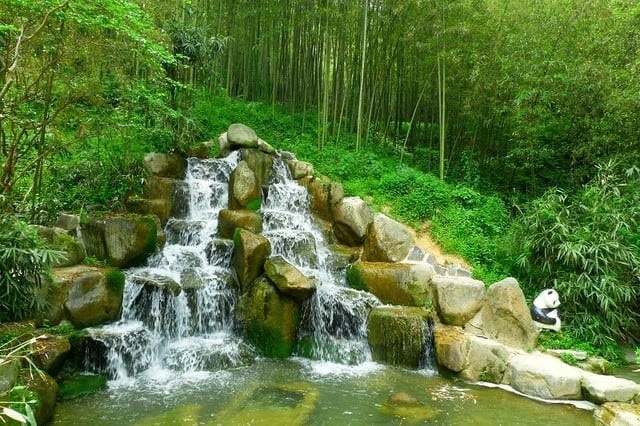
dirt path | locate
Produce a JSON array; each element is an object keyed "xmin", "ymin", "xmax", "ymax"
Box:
[{"xmin": 412, "ymin": 229, "xmax": 472, "ymax": 270}]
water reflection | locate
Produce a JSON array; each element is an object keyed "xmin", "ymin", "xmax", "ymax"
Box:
[{"xmin": 52, "ymin": 359, "xmax": 593, "ymax": 425}]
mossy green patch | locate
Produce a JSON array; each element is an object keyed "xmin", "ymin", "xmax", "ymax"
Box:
[
  {"xmin": 346, "ymin": 264, "xmax": 364, "ymax": 291},
  {"xmin": 245, "ymin": 323, "xmax": 294, "ymax": 359},
  {"xmin": 245, "ymin": 198, "xmax": 262, "ymax": 211},
  {"xmin": 105, "ymin": 268, "xmax": 125, "ymax": 293},
  {"xmin": 58, "ymin": 374, "xmax": 107, "ymax": 401}
]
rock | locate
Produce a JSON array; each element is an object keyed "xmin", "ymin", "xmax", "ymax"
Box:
[
  {"xmin": 21, "ymin": 369, "xmax": 58, "ymax": 425},
  {"xmin": 362, "ymin": 213, "xmax": 415, "ymax": 263},
  {"xmin": 367, "ymin": 306, "xmax": 433, "ymax": 369},
  {"xmin": 509, "ymin": 352, "xmax": 583, "ymax": 399},
  {"xmin": 0, "ymin": 358, "xmax": 20, "ymax": 395},
  {"xmin": 218, "ymin": 209, "xmax": 262, "ymax": 238},
  {"xmin": 81, "ymin": 214, "xmax": 157, "ymax": 268},
  {"xmin": 231, "ymin": 229, "xmax": 271, "ymax": 293},
  {"xmin": 433, "ymin": 275, "xmax": 486, "ymax": 326},
  {"xmin": 594, "ymin": 402, "xmax": 640, "ymax": 426},
  {"xmin": 218, "ymin": 131, "xmax": 231, "ymax": 156},
  {"xmin": 264, "ymin": 256, "xmax": 316, "ymax": 301},
  {"xmin": 546, "ymin": 349, "xmax": 588, "ymax": 361},
  {"xmin": 578, "ymin": 356, "xmax": 615, "ymax": 375},
  {"xmin": 229, "ymin": 160, "xmax": 262, "ymax": 210},
  {"xmin": 257, "ymin": 138, "xmax": 276, "ymax": 154},
  {"xmin": 241, "ymin": 148, "xmax": 274, "ymax": 190},
  {"xmin": 387, "ymin": 392, "xmax": 421, "ymax": 406},
  {"xmin": 434, "ymin": 325, "xmax": 514, "ymax": 382},
  {"xmin": 332, "ymin": 196, "xmax": 375, "ymax": 246},
  {"xmin": 128, "ymin": 271, "xmax": 182, "ymax": 296},
  {"xmin": 142, "ymin": 177, "xmax": 186, "ymax": 224},
  {"xmin": 31, "ymin": 334, "xmax": 71, "ymax": 374},
  {"xmin": 433, "ymin": 326, "xmax": 469, "ymax": 373},
  {"xmin": 582, "ymin": 372, "xmax": 640, "ymax": 404},
  {"xmin": 236, "ymin": 277, "xmax": 300, "ymax": 358},
  {"xmin": 347, "ymin": 261, "xmax": 435, "ymax": 307},
  {"xmin": 308, "ymin": 180, "xmax": 344, "ymax": 221},
  {"xmin": 143, "ymin": 152, "xmax": 186, "ymax": 178},
  {"xmin": 227, "ymin": 123, "xmax": 259, "ymax": 148},
  {"xmin": 185, "ymin": 140, "xmax": 213, "ymax": 158},
  {"xmin": 465, "ymin": 277, "xmax": 539, "ymax": 350},
  {"xmin": 287, "ymin": 159, "xmax": 314, "ymax": 180},
  {"xmin": 55, "ymin": 213, "xmax": 80, "ymax": 234},
  {"xmin": 36, "ymin": 226, "xmax": 86, "ymax": 267},
  {"xmin": 58, "ymin": 265, "xmax": 125, "ymax": 328},
  {"xmin": 204, "ymin": 238, "xmax": 235, "ymax": 266}
]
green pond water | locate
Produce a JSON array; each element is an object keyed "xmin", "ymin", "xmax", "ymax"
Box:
[{"xmin": 52, "ymin": 358, "xmax": 594, "ymax": 425}]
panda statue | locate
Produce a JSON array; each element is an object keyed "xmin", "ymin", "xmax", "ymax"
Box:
[{"xmin": 530, "ymin": 289, "xmax": 561, "ymax": 331}]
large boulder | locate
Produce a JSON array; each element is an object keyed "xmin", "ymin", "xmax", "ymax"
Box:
[
  {"xmin": 367, "ymin": 306, "xmax": 433, "ymax": 369},
  {"xmin": 264, "ymin": 256, "xmax": 316, "ymax": 301},
  {"xmin": 434, "ymin": 325, "xmax": 514, "ymax": 383},
  {"xmin": 229, "ymin": 160, "xmax": 262, "ymax": 210},
  {"xmin": 218, "ymin": 209, "xmax": 262, "ymax": 238},
  {"xmin": 56, "ymin": 265, "xmax": 125, "ymax": 328},
  {"xmin": 231, "ymin": 229, "xmax": 271, "ymax": 293},
  {"xmin": 509, "ymin": 352, "xmax": 583, "ymax": 400},
  {"xmin": 143, "ymin": 152, "xmax": 186, "ymax": 179},
  {"xmin": 308, "ymin": 180, "xmax": 344, "ymax": 221},
  {"xmin": 347, "ymin": 261, "xmax": 435, "ymax": 307},
  {"xmin": 582, "ymin": 372, "xmax": 640, "ymax": 404},
  {"xmin": 236, "ymin": 277, "xmax": 300, "ymax": 358},
  {"xmin": 227, "ymin": 123, "xmax": 259, "ymax": 149},
  {"xmin": 362, "ymin": 213, "xmax": 414, "ymax": 262},
  {"xmin": 433, "ymin": 275, "xmax": 486, "ymax": 326},
  {"xmin": 465, "ymin": 277, "xmax": 539, "ymax": 350},
  {"xmin": 81, "ymin": 214, "xmax": 157, "ymax": 268},
  {"xmin": 332, "ymin": 197, "xmax": 375, "ymax": 246}
]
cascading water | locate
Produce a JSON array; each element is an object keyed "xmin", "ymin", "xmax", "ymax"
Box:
[
  {"xmin": 88, "ymin": 151, "xmax": 253, "ymax": 382},
  {"xmin": 87, "ymin": 150, "xmax": 384, "ymax": 384},
  {"xmin": 261, "ymin": 158, "xmax": 380, "ymax": 364}
]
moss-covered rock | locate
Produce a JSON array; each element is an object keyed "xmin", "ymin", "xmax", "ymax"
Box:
[
  {"xmin": 80, "ymin": 214, "xmax": 157, "ymax": 268},
  {"xmin": 367, "ymin": 306, "xmax": 433, "ymax": 369},
  {"xmin": 237, "ymin": 277, "xmax": 300, "ymax": 358},
  {"xmin": 57, "ymin": 373, "xmax": 107, "ymax": 401},
  {"xmin": 54, "ymin": 265, "xmax": 124, "ymax": 328}
]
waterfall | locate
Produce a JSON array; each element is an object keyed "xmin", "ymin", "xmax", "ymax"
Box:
[
  {"xmin": 262, "ymin": 158, "xmax": 380, "ymax": 364},
  {"xmin": 87, "ymin": 150, "xmax": 381, "ymax": 382}
]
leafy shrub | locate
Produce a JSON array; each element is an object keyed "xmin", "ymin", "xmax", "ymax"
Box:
[
  {"xmin": 516, "ymin": 161, "xmax": 640, "ymax": 357},
  {"xmin": 0, "ymin": 215, "xmax": 64, "ymax": 322}
]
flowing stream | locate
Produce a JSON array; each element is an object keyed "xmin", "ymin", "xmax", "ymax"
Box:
[{"xmin": 52, "ymin": 152, "xmax": 593, "ymax": 425}]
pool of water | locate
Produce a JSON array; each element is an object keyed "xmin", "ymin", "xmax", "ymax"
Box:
[{"xmin": 52, "ymin": 358, "xmax": 594, "ymax": 425}]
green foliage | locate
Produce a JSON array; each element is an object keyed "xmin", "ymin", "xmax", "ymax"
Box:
[
  {"xmin": 559, "ymin": 353, "xmax": 579, "ymax": 366},
  {"xmin": 0, "ymin": 335, "xmax": 42, "ymax": 425},
  {"xmin": 0, "ymin": 215, "xmax": 64, "ymax": 322},
  {"xmin": 517, "ymin": 161, "xmax": 640, "ymax": 357}
]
